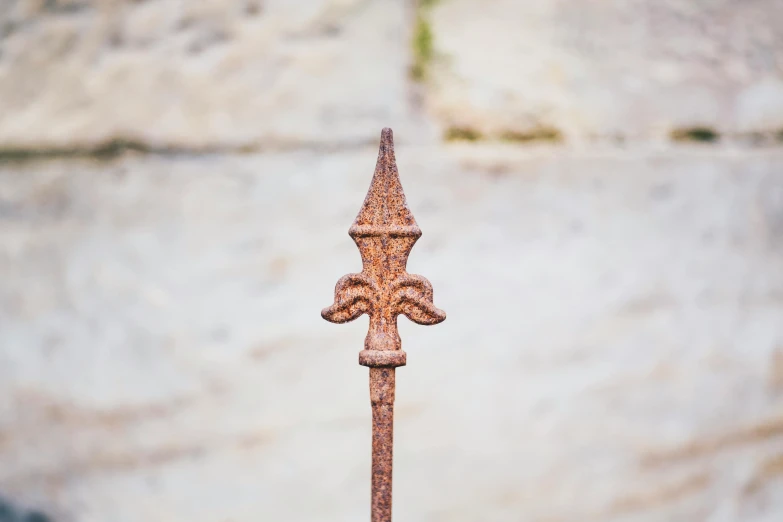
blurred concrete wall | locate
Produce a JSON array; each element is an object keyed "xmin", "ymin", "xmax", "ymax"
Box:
[
  {"xmin": 0, "ymin": 0, "xmax": 782, "ymax": 149},
  {"xmin": 1, "ymin": 1, "xmax": 782, "ymax": 522},
  {"xmin": 425, "ymin": 0, "xmax": 783, "ymax": 143},
  {"xmin": 0, "ymin": 0, "xmax": 412, "ymax": 149}
]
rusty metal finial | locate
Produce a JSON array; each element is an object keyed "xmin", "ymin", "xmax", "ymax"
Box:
[{"xmin": 322, "ymin": 128, "xmax": 445, "ymax": 522}]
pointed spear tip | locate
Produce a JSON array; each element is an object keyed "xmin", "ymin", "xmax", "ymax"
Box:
[
  {"xmin": 349, "ymin": 127, "xmax": 420, "ymax": 237},
  {"xmin": 378, "ymin": 128, "xmax": 395, "ymax": 161}
]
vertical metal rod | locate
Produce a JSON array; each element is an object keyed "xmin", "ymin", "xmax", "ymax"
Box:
[{"xmin": 370, "ymin": 368, "xmax": 395, "ymax": 522}]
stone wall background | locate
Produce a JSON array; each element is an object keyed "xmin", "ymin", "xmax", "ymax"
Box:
[
  {"xmin": 424, "ymin": 0, "xmax": 783, "ymax": 144},
  {"xmin": 0, "ymin": 1, "xmax": 782, "ymax": 522}
]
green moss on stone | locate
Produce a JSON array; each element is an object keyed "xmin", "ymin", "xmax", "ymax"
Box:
[
  {"xmin": 670, "ymin": 127, "xmax": 720, "ymax": 143},
  {"xmin": 444, "ymin": 127, "xmax": 484, "ymax": 142},
  {"xmin": 0, "ymin": 140, "xmax": 158, "ymax": 163},
  {"xmin": 410, "ymin": 15, "xmax": 434, "ymax": 81},
  {"xmin": 500, "ymin": 127, "xmax": 564, "ymax": 143}
]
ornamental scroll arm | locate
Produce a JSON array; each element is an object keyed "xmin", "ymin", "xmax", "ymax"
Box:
[
  {"xmin": 321, "ymin": 273, "xmax": 378, "ymax": 324},
  {"xmin": 390, "ymin": 273, "xmax": 445, "ymax": 325}
]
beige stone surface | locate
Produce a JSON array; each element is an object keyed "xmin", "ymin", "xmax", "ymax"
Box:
[
  {"xmin": 1, "ymin": 1, "xmax": 783, "ymax": 521},
  {"xmin": 0, "ymin": 0, "xmax": 413, "ymax": 150},
  {"xmin": 2, "ymin": 0, "xmax": 783, "ymax": 149},
  {"xmin": 425, "ymin": 0, "xmax": 783, "ymax": 142},
  {"xmin": 1, "ymin": 147, "xmax": 782, "ymax": 521}
]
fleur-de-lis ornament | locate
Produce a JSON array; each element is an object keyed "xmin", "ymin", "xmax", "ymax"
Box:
[{"xmin": 322, "ymin": 128, "xmax": 445, "ymax": 522}]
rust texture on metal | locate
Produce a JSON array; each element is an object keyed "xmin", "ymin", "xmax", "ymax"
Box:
[{"xmin": 322, "ymin": 128, "xmax": 445, "ymax": 522}]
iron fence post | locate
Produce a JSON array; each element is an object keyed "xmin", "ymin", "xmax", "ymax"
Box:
[{"xmin": 322, "ymin": 128, "xmax": 446, "ymax": 522}]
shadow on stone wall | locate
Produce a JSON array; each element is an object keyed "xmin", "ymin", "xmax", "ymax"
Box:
[{"xmin": 0, "ymin": 497, "xmax": 51, "ymax": 522}]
